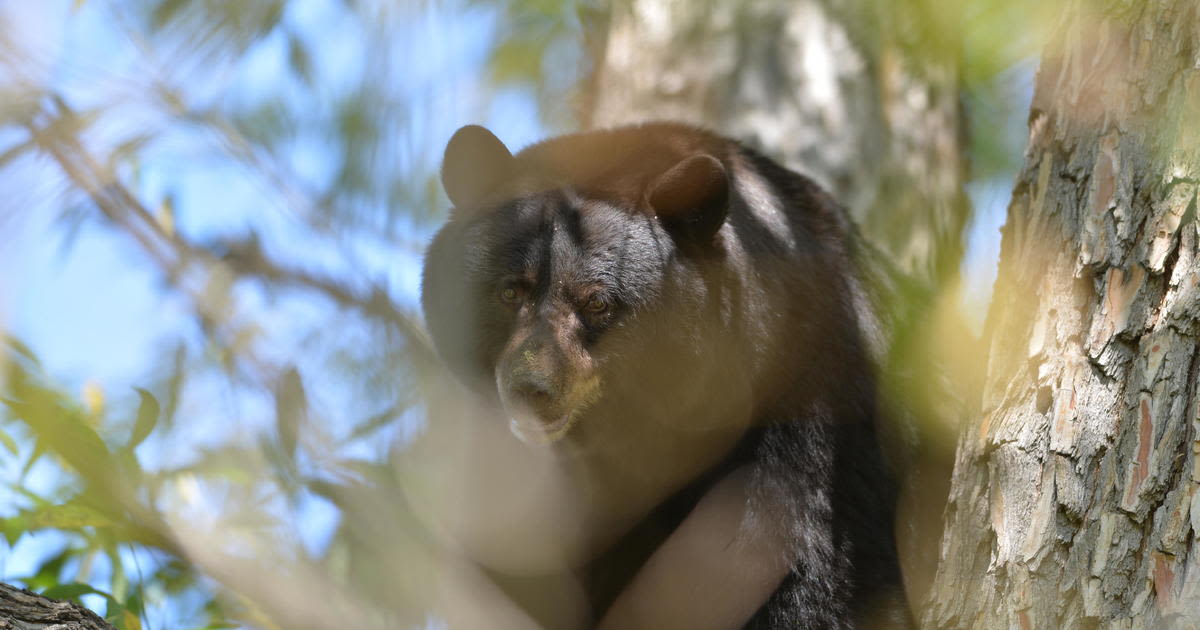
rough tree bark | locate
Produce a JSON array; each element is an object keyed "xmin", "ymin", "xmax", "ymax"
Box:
[
  {"xmin": 926, "ymin": 1, "xmax": 1200, "ymax": 628},
  {"xmin": 0, "ymin": 583, "xmax": 116, "ymax": 630}
]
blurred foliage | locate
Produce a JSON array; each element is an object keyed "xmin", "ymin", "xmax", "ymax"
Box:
[
  {"xmin": 1, "ymin": 336, "xmax": 222, "ymax": 629},
  {"xmin": 473, "ymin": 0, "xmax": 604, "ymax": 128},
  {"xmin": 1, "ymin": 1, "xmax": 447, "ymax": 627},
  {"xmin": 0, "ymin": 0, "xmax": 1050, "ymax": 627}
]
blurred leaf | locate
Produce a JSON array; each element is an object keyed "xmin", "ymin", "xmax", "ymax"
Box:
[
  {"xmin": 52, "ymin": 201, "xmax": 97, "ymax": 262},
  {"xmin": 123, "ymin": 589, "xmax": 144, "ymax": 617},
  {"xmin": 4, "ymin": 390, "xmax": 112, "ymax": 482},
  {"xmin": 151, "ymin": 558, "xmax": 195, "ymax": 594},
  {"xmin": 42, "ymin": 582, "xmax": 105, "ymax": 602},
  {"xmin": 490, "ymin": 40, "xmax": 545, "ymax": 84},
  {"xmin": 121, "ymin": 609, "xmax": 143, "ymax": 630},
  {"xmin": 100, "ymin": 594, "xmax": 142, "ymax": 630},
  {"xmin": 3, "ymin": 334, "xmax": 40, "ymax": 366},
  {"xmin": 287, "ymin": 31, "xmax": 314, "ymax": 85},
  {"xmin": 0, "ymin": 138, "xmax": 35, "ymax": 170},
  {"xmin": 150, "ymin": 0, "xmax": 188, "ymax": 30},
  {"xmin": 25, "ymin": 503, "xmax": 114, "ymax": 530},
  {"xmin": 160, "ymin": 342, "xmax": 188, "ymax": 431},
  {"xmin": 24, "ymin": 547, "xmax": 72, "ymax": 590},
  {"xmin": 0, "ymin": 429, "xmax": 18, "ymax": 456},
  {"xmin": 346, "ymin": 401, "xmax": 407, "ymax": 443},
  {"xmin": 20, "ymin": 438, "xmax": 46, "ymax": 481},
  {"xmin": 154, "ymin": 195, "xmax": 176, "ymax": 238},
  {"xmin": 0, "ymin": 515, "xmax": 24, "ymax": 546},
  {"xmin": 82, "ymin": 380, "xmax": 105, "ymax": 420},
  {"xmin": 129, "ymin": 388, "xmax": 160, "ymax": 450},
  {"xmin": 200, "ymin": 262, "xmax": 235, "ymax": 323},
  {"xmin": 107, "ymin": 134, "xmax": 155, "ymax": 170},
  {"xmin": 229, "ymin": 98, "xmax": 295, "ymax": 148},
  {"xmin": 108, "ymin": 544, "xmax": 129, "ymax": 602},
  {"xmin": 105, "ymin": 599, "xmax": 130, "ymax": 630},
  {"xmin": 274, "ymin": 367, "xmax": 306, "ymax": 460}
]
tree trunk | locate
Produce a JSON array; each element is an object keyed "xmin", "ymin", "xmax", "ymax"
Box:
[
  {"xmin": 0, "ymin": 583, "xmax": 116, "ymax": 630},
  {"xmin": 926, "ymin": 1, "xmax": 1200, "ymax": 627}
]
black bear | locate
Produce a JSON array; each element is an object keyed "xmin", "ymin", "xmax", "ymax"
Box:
[{"xmin": 421, "ymin": 123, "xmax": 910, "ymax": 629}]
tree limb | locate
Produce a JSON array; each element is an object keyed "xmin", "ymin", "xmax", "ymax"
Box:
[{"xmin": 0, "ymin": 582, "xmax": 116, "ymax": 630}]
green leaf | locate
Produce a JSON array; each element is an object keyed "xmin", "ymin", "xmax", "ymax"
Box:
[
  {"xmin": 0, "ymin": 429, "xmax": 18, "ymax": 456},
  {"xmin": 490, "ymin": 40, "xmax": 544, "ymax": 84},
  {"xmin": 28, "ymin": 503, "xmax": 114, "ymax": 529},
  {"xmin": 105, "ymin": 599, "xmax": 130, "ymax": 630},
  {"xmin": 25, "ymin": 547, "xmax": 72, "ymax": 590},
  {"xmin": 120, "ymin": 609, "xmax": 142, "ymax": 630},
  {"xmin": 0, "ymin": 514, "xmax": 26, "ymax": 545},
  {"xmin": 42, "ymin": 582, "xmax": 104, "ymax": 602},
  {"xmin": 20, "ymin": 438, "xmax": 46, "ymax": 480},
  {"xmin": 129, "ymin": 388, "xmax": 160, "ymax": 449},
  {"xmin": 109, "ymin": 545, "xmax": 129, "ymax": 602},
  {"xmin": 102, "ymin": 587, "xmax": 142, "ymax": 630},
  {"xmin": 123, "ymin": 589, "xmax": 144, "ymax": 617},
  {"xmin": 5, "ymin": 382, "xmax": 112, "ymax": 481}
]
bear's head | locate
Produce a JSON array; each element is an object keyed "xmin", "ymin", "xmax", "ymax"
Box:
[{"xmin": 421, "ymin": 125, "xmax": 748, "ymax": 446}]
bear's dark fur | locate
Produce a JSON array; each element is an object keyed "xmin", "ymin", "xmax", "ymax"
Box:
[{"xmin": 421, "ymin": 123, "xmax": 910, "ymax": 629}]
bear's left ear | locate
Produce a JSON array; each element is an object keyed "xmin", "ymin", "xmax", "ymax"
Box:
[
  {"xmin": 442, "ymin": 125, "xmax": 515, "ymax": 210},
  {"xmin": 647, "ymin": 154, "xmax": 729, "ymax": 241}
]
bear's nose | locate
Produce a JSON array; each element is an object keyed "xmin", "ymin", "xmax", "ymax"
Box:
[{"xmin": 510, "ymin": 372, "xmax": 556, "ymax": 405}]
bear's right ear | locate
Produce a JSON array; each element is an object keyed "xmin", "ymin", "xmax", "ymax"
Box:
[
  {"xmin": 647, "ymin": 153, "xmax": 729, "ymax": 242},
  {"xmin": 441, "ymin": 125, "xmax": 514, "ymax": 210}
]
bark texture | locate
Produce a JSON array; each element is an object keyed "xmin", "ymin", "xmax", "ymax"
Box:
[
  {"xmin": 0, "ymin": 583, "xmax": 115, "ymax": 630},
  {"xmin": 926, "ymin": 1, "xmax": 1200, "ymax": 628},
  {"xmin": 584, "ymin": 0, "xmax": 967, "ymax": 284}
]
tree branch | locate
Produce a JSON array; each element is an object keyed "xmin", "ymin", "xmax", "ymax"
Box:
[
  {"xmin": 0, "ymin": 582, "xmax": 116, "ymax": 630},
  {"xmin": 25, "ymin": 97, "xmax": 437, "ymax": 368}
]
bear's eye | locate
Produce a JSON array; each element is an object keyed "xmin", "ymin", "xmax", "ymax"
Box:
[
  {"xmin": 584, "ymin": 296, "xmax": 610, "ymax": 314},
  {"xmin": 498, "ymin": 285, "xmax": 524, "ymax": 305}
]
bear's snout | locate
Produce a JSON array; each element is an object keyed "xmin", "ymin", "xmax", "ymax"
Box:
[
  {"xmin": 495, "ymin": 323, "xmax": 599, "ymax": 443},
  {"xmin": 509, "ymin": 370, "xmax": 555, "ymax": 404},
  {"xmin": 506, "ymin": 362, "xmax": 562, "ymax": 419},
  {"xmin": 498, "ymin": 332, "xmax": 568, "ymax": 411}
]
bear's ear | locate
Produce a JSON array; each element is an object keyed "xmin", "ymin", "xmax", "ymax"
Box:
[
  {"xmin": 647, "ymin": 154, "xmax": 729, "ymax": 241},
  {"xmin": 441, "ymin": 125, "xmax": 514, "ymax": 210}
]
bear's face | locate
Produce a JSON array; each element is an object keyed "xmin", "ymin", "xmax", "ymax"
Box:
[
  {"xmin": 422, "ymin": 126, "xmax": 734, "ymax": 446},
  {"xmin": 430, "ymin": 191, "xmax": 667, "ymax": 442}
]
